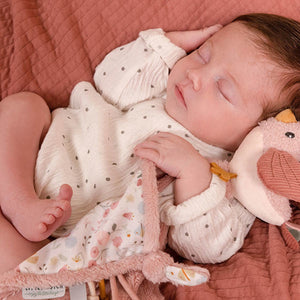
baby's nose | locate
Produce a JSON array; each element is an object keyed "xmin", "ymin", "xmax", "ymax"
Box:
[{"xmin": 186, "ymin": 69, "xmax": 201, "ymax": 91}]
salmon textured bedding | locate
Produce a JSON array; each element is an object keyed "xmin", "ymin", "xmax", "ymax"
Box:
[{"xmin": 1, "ymin": 0, "xmax": 300, "ymax": 299}]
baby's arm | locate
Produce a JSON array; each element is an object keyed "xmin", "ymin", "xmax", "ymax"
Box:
[
  {"xmin": 134, "ymin": 132, "xmax": 211, "ymax": 205},
  {"xmin": 93, "ymin": 29, "xmax": 185, "ymax": 110},
  {"xmin": 165, "ymin": 25, "xmax": 222, "ymax": 53},
  {"xmin": 93, "ymin": 25, "xmax": 221, "ymax": 110}
]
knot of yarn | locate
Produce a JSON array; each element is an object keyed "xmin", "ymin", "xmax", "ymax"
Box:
[{"xmin": 142, "ymin": 251, "xmax": 173, "ymax": 283}]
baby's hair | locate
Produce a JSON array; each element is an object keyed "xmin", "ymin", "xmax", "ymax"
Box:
[{"xmin": 233, "ymin": 13, "xmax": 300, "ymax": 120}]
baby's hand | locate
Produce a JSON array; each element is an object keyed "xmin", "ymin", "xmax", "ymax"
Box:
[
  {"xmin": 165, "ymin": 24, "xmax": 222, "ymax": 53},
  {"xmin": 134, "ymin": 132, "xmax": 197, "ymax": 177},
  {"xmin": 134, "ymin": 132, "xmax": 212, "ymax": 204}
]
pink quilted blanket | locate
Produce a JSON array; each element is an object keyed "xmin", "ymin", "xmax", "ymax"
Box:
[{"xmin": 1, "ymin": 0, "xmax": 300, "ymax": 299}]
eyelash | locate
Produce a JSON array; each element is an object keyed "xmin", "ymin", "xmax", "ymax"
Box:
[
  {"xmin": 197, "ymin": 49, "xmax": 232, "ymax": 103},
  {"xmin": 197, "ymin": 53, "xmax": 206, "ymax": 64},
  {"xmin": 217, "ymin": 80, "xmax": 230, "ymax": 102},
  {"xmin": 197, "ymin": 50, "xmax": 209, "ymax": 64}
]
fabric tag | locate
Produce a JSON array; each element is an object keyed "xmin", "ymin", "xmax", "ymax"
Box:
[
  {"xmin": 165, "ymin": 266, "xmax": 208, "ymax": 286},
  {"xmin": 69, "ymin": 284, "xmax": 87, "ymax": 300},
  {"xmin": 22, "ymin": 286, "xmax": 65, "ymax": 299}
]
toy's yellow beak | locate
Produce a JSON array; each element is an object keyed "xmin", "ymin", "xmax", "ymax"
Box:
[{"xmin": 275, "ymin": 109, "xmax": 297, "ymax": 123}]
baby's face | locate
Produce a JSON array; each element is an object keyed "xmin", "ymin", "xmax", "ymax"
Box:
[{"xmin": 166, "ymin": 22, "xmax": 282, "ymax": 151}]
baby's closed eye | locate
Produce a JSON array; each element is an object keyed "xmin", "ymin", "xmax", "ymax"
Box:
[{"xmin": 197, "ymin": 44, "xmax": 211, "ymax": 64}]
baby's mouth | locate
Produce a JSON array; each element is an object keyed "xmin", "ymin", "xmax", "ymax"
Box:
[{"xmin": 175, "ymin": 84, "xmax": 187, "ymax": 108}]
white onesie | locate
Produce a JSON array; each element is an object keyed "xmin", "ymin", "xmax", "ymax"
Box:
[{"xmin": 35, "ymin": 29, "xmax": 255, "ymax": 264}]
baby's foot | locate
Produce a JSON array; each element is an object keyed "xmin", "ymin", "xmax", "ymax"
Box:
[{"xmin": 7, "ymin": 184, "xmax": 72, "ymax": 242}]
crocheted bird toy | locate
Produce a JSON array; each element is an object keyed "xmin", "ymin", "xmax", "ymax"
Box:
[{"xmin": 229, "ymin": 109, "xmax": 300, "ymax": 247}]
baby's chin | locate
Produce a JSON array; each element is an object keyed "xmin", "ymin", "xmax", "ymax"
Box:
[
  {"xmin": 164, "ymin": 104, "xmax": 184, "ymax": 128},
  {"xmin": 164, "ymin": 99, "xmax": 174, "ymax": 118}
]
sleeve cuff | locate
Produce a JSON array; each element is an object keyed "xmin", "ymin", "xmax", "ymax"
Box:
[
  {"xmin": 139, "ymin": 29, "xmax": 186, "ymax": 69},
  {"xmin": 160, "ymin": 174, "xmax": 227, "ymax": 226}
]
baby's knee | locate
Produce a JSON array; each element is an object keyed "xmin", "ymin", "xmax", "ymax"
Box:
[
  {"xmin": 1, "ymin": 92, "xmax": 50, "ymax": 119},
  {"xmin": 2, "ymin": 92, "xmax": 47, "ymax": 109}
]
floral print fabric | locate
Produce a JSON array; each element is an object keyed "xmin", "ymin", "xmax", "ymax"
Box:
[{"xmin": 19, "ymin": 171, "xmax": 145, "ymax": 274}]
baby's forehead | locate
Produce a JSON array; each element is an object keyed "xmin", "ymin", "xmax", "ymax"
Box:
[
  {"xmin": 209, "ymin": 22, "xmax": 254, "ymax": 42},
  {"xmin": 206, "ymin": 22, "xmax": 268, "ymax": 61}
]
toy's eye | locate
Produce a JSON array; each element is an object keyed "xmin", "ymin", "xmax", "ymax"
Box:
[{"xmin": 285, "ymin": 131, "xmax": 295, "ymax": 138}]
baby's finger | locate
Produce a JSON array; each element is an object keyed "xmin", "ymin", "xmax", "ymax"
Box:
[
  {"xmin": 134, "ymin": 146, "xmax": 160, "ymax": 164},
  {"xmin": 135, "ymin": 138, "xmax": 162, "ymax": 150},
  {"xmin": 153, "ymin": 131, "xmax": 176, "ymax": 139},
  {"xmin": 145, "ymin": 132, "xmax": 178, "ymax": 145},
  {"xmin": 202, "ymin": 24, "xmax": 223, "ymax": 36},
  {"xmin": 194, "ymin": 24, "xmax": 222, "ymax": 47}
]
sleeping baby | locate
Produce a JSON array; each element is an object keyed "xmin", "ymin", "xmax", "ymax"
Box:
[{"xmin": 1, "ymin": 13, "xmax": 300, "ymax": 274}]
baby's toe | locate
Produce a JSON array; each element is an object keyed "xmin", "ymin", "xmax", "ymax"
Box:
[
  {"xmin": 58, "ymin": 199, "xmax": 71, "ymax": 211},
  {"xmin": 58, "ymin": 184, "xmax": 73, "ymax": 201},
  {"xmin": 42, "ymin": 213, "xmax": 56, "ymax": 225},
  {"xmin": 52, "ymin": 207, "xmax": 63, "ymax": 218},
  {"xmin": 37, "ymin": 222, "xmax": 48, "ymax": 233}
]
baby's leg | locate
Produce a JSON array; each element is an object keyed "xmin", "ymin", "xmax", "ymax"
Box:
[
  {"xmin": 0, "ymin": 92, "xmax": 72, "ymax": 242},
  {"xmin": 0, "ymin": 210, "xmax": 49, "ymax": 273}
]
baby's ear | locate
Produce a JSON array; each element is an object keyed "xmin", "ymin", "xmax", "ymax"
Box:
[{"xmin": 165, "ymin": 264, "xmax": 209, "ymax": 286}]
